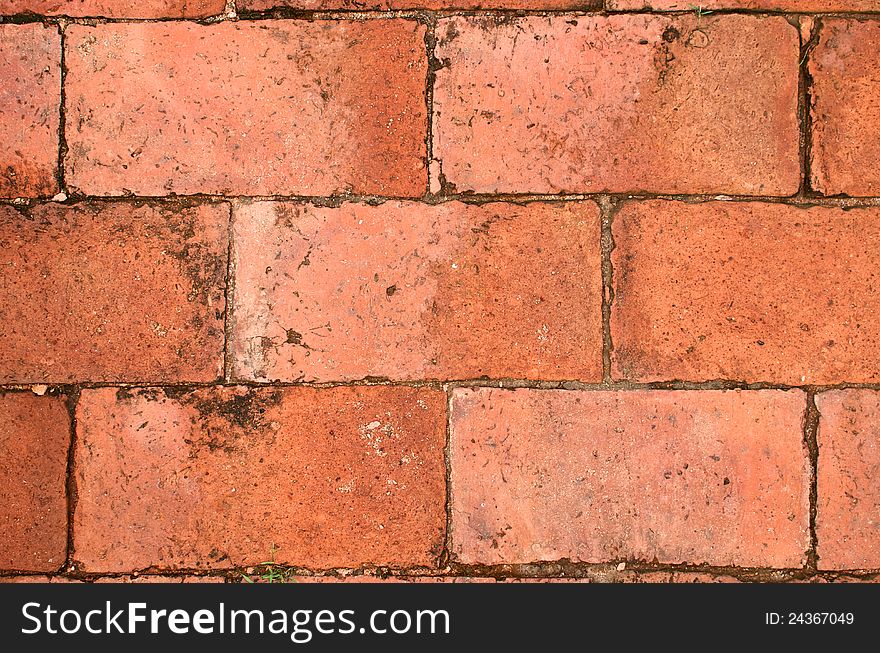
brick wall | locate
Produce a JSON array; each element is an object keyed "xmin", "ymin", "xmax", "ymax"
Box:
[{"xmin": 1, "ymin": 2, "xmax": 879, "ymax": 584}]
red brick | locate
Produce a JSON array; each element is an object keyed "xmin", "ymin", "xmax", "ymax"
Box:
[
  {"xmin": 0, "ymin": 392, "xmax": 69, "ymax": 571},
  {"xmin": 64, "ymin": 21, "xmax": 427, "ymax": 198},
  {"xmin": 0, "ymin": 1, "xmax": 225, "ymax": 17},
  {"xmin": 810, "ymin": 19, "xmax": 880, "ymax": 197},
  {"xmin": 611, "ymin": 201, "xmax": 880, "ymax": 385},
  {"xmin": 0, "ymin": 202, "xmax": 227, "ymax": 383},
  {"xmin": 609, "ymin": 1, "xmax": 880, "ymax": 10},
  {"xmin": 816, "ymin": 390, "xmax": 880, "ymax": 570},
  {"xmin": 0, "ymin": 23, "xmax": 59, "ymax": 198},
  {"xmin": 432, "ymin": 15, "xmax": 799, "ymax": 196},
  {"xmin": 231, "ymin": 200, "xmax": 602, "ymax": 383},
  {"xmin": 450, "ymin": 388, "xmax": 809, "ymax": 568},
  {"xmin": 74, "ymin": 386, "xmax": 446, "ymax": 571}
]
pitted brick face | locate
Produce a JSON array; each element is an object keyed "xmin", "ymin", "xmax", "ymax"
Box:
[
  {"xmin": 230, "ymin": 200, "xmax": 603, "ymax": 383},
  {"xmin": 0, "ymin": 202, "xmax": 228, "ymax": 383},
  {"xmin": 0, "ymin": 1, "xmax": 226, "ymax": 16},
  {"xmin": 73, "ymin": 385, "xmax": 447, "ymax": 571},
  {"xmin": 0, "ymin": 23, "xmax": 60, "ymax": 198},
  {"xmin": 63, "ymin": 21, "xmax": 428, "ymax": 198},
  {"xmin": 432, "ymin": 15, "xmax": 800, "ymax": 195},
  {"xmin": 0, "ymin": 392, "xmax": 69, "ymax": 572}
]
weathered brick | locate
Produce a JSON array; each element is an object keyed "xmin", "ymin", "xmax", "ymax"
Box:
[
  {"xmin": 609, "ymin": 1, "xmax": 880, "ymax": 10},
  {"xmin": 0, "ymin": 23, "xmax": 59, "ymax": 198},
  {"xmin": 432, "ymin": 15, "xmax": 799, "ymax": 196},
  {"xmin": 64, "ymin": 21, "xmax": 427, "ymax": 198},
  {"xmin": 451, "ymin": 388, "xmax": 809, "ymax": 567},
  {"xmin": 231, "ymin": 200, "xmax": 602, "ymax": 383},
  {"xmin": 611, "ymin": 201, "xmax": 880, "ymax": 385},
  {"xmin": 74, "ymin": 386, "xmax": 446, "ymax": 571},
  {"xmin": 0, "ymin": 392, "xmax": 69, "ymax": 571},
  {"xmin": 816, "ymin": 390, "xmax": 880, "ymax": 570},
  {"xmin": 0, "ymin": 202, "xmax": 227, "ymax": 383},
  {"xmin": 810, "ymin": 19, "xmax": 880, "ymax": 197},
  {"xmin": 0, "ymin": 1, "xmax": 225, "ymax": 17}
]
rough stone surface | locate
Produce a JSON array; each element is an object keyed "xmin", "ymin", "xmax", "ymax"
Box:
[
  {"xmin": 810, "ymin": 19, "xmax": 880, "ymax": 197},
  {"xmin": 231, "ymin": 200, "xmax": 603, "ymax": 383},
  {"xmin": 450, "ymin": 388, "xmax": 810, "ymax": 568},
  {"xmin": 0, "ymin": 23, "xmax": 60, "ymax": 198},
  {"xmin": 65, "ymin": 21, "xmax": 427, "ymax": 197},
  {"xmin": 74, "ymin": 385, "xmax": 446, "ymax": 571},
  {"xmin": 816, "ymin": 390, "xmax": 880, "ymax": 570},
  {"xmin": 0, "ymin": 392, "xmax": 69, "ymax": 572},
  {"xmin": 0, "ymin": 1, "xmax": 226, "ymax": 17},
  {"xmin": 432, "ymin": 15, "xmax": 800, "ymax": 195},
  {"xmin": 0, "ymin": 202, "xmax": 227, "ymax": 383},
  {"xmin": 611, "ymin": 201, "xmax": 880, "ymax": 385}
]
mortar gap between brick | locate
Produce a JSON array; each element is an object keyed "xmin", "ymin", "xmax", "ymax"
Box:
[
  {"xmin": 803, "ymin": 390, "xmax": 820, "ymax": 571},
  {"xmin": 440, "ymin": 385, "xmax": 454, "ymax": 570},
  {"xmin": 598, "ymin": 196, "xmax": 620, "ymax": 385},
  {"xmin": 63, "ymin": 388, "xmax": 81, "ymax": 574},
  {"xmin": 797, "ymin": 16, "xmax": 822, "ymax": 199},
  {"xmin": 56, "ymin": 20, "xmax": 68, "ymax": 199},
  {"xmin": 222, "ymin": 202, "xmax": 236, "ymax": 383}
]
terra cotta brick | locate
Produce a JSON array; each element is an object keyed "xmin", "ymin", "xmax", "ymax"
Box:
[
  {"xmin": 231, "ymin": 200, "xmax": 603, "ymax": 383},
  {"xmin": 0, "ymin": 23, "xmax": 60, "ymax": 198},
  {"xmin": 0, "ymin": 1, "xmax": 226, "ymax": 17},
  {"xmin": 64, "ymin": 20, "xmax": 427, "ymax": 197},
  {"xmin": 816, "ymin": 390, "xmax": 880, "ymax": 570},
  {"xmin": 432, "ymin": 15, "xmax": 800, "ymax": 196},
  {"xmin": 810, "ymin": 19, "xmax": 880, "ymax": 197},
  {"xmin": 0, "ymin": 202, "xmax": 227, "ymax": 383},
  {"xmin": 73, "ymin": 385, "xmax": 446, "ymax": 571},
  {"xmin": 450, "ymin": 388, "xmax": 809, "ymax": 568},
  {"xmin": 611, "ymin": 201, "xmax": 880, "ymax": 385},
  {"xmin": 0, "ymin": 392, "xmax": 69, "ymax": 571}
]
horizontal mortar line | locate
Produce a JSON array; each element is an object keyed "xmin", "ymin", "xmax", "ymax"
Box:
[
  {"xmin": 4, "ymin": 380, "xmax": 880, "ymax": 392},
  {"xmin": 3, "ymin": 9, "xmax": 880, "ymax": 25},
  {"xmin": 4, "ymin": 193, "xmax": 880, "ymax": 207},
  {"xmin": 2, "ymin": 563, "xmax": 878, "ymax": 580}
]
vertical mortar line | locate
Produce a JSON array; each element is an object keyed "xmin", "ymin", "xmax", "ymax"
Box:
[
  {"xmin": 803, "ymin": 389, "xmax": 820, "ymax": 571},
  {"xmin": 63, "ymin": 387, "xmax": 81, "ymax": 573},
  {"xmin": 222, "ymin": 201, "xmax": 236, "ymax": 383},
  {"xmin": 797, "ymin": 16, "xmax": 821, "ymax": 199},
  {"xmin": 423, "ymin": 13, "xmax": 438, "ymax": 199},
  {"xmin": 599, "ymin": 195, "xmax": 617, "ymax": 385},
  {"xmin": 57, "ymin": 20, "xmax": 68, "ymax": 197},
  {"xmin": 440, "ymin": 383, "xmax": 453, "ymax": 569}
]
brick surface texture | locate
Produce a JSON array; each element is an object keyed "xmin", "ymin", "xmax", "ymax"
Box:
[
  {"xmin": 0, "ymin": 2, "xmax": 878, "ymax": 583},
  {"xmin": 810, "ymin": 19, "xmax": 880, "ymax": 197},
  {"xmin": 0, "ymin": 392, "xmax": 69, "ymax": 572},
  {"xmin": 0, "ymin": 202, "xmax": 227, "ymax": 383},
  {"xmin": 432, "ymin": 15, "xmax": 799, "ymax": 195},
  {"xmin": 451, "ymin": 388, "xmax": 809, "ymax": 568},
  {"xmin": 0, "ymin": 1, "xmax": 226, "ymax": 16},
  {"xmin": 74, "ymin": 386, "xmax": 446, "ymax": 571},
  {"xmin": 0, "ymin": 23, "xmax": 60, "ymax": 198},
  {"xmin": 816, "ymin": 390, "xmax": 880, "ymax": 570},
  {"xmin": 231, "ymin": 201, "xmax": 603, "ymax": 383},
  {"xmin": 611, "ymin": 201, "xmax": 880, "ymax": 385},
  {"xmin": 65, "ymin": 21, "xmax": 427, "ymax": 197}
]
